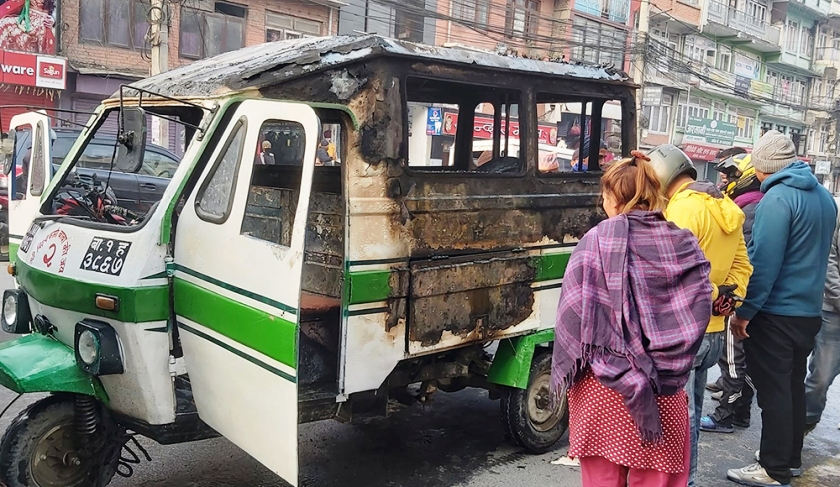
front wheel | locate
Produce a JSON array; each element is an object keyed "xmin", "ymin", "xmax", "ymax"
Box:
[
  {"xmin": 0, "ymin": 395, "xmax": 124, "ymax": 487},
  {"xmin": 500, "ymin": 350, "xmax": 568, "ymax": 453}
]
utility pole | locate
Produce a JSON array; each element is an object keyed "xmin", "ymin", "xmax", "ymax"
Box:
[
  {"xmin": 633, "ymin": 0, "xmax": 651, "ymax": 144},
  {"xmin": 149, "ymin": 0, "xmax": 169, "ymax": 146}
]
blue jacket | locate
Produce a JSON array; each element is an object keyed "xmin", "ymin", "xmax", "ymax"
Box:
[{"xmin": 737, "ymin": 162, "xmax": 837, "ymax": 320}]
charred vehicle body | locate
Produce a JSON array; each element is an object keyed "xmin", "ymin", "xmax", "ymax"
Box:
[{"xmin": 0, "ymin": 35, "xmax": 636, "ymax": 487}]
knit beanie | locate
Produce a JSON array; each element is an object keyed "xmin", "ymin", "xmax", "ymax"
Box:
[{"xmin": 751, "ymin": 130, "xmax": 798, "ymax": 174}]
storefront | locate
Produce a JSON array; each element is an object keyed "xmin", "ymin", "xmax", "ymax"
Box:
[{"xmin": 680, "ymin": 116, "xmax": 739, "ymax": 183}]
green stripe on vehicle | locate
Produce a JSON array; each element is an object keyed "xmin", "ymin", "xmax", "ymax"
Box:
[
  {"xmin": 347, "ymin": 270, "xmax": 391, "ymax": 305},
  {"xmin": 178, "ymin": 321, "xmax": 296, "ymax": 383},
  {"xmin": 174, "ymin": 278, "xmax": 297, "ymax": 370},
  {"xmin": 15, "ymin": 260, "xmax": 169, "ymax": 323},
  {"xmin": 176, "ymin": 265, "xmax": 296, "ymax": 314},
  {"xmin": 535, "ymin": 252, "xmax": 572, "ymax": 282}
]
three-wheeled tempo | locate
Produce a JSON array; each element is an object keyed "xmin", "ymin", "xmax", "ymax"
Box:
[{"xmin": 0, "ymin": 35, "xmax": 636, "ymax": 486}]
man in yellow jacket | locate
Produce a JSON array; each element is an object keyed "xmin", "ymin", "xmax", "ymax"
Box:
[{"xmin": 648, "ymin": 144, "xmax": 753, "ymax": 487}]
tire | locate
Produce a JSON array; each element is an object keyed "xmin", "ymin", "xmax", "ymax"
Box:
[
  {"xmin": 500, "ymin": 350, "xmax": 568, "ymax": 453},
  {"xmin": 0, "ymin": 395, "xmax": 124, "ymax": 487}
]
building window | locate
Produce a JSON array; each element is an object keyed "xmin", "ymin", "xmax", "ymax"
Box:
[
  {"xmin": 712, "ymin": 101, "xmax": 728, "ymax": 123},
  {"xmin": 676, "ymin": 94, "xmax": 711, "ymax": 128},
  {"xmin": 730, "ymin": 106, "xmax": 756, "ymax": 140},
  {"xmin": 453, "ymin": 0, "xmax": 490, "ymax": 27},
  {"xmin": 571, "ymin": 17, "xmax": 627, "ymax": 68},
  {"xmin": 745, "ymin": 0, "xmax": 767, "ymax": 23},
  {"xmin": 266, "ymin": 11, "xmax": 322, "ymax": 41},
  {"xmin": 79, "ymin": 0, "xmax": 151, "ymax": 50},
  {"xmin": 505, "ymin": 0, "xmax": 539, "ymax": 37},
  {"xmin": 180, "ymin": 2, "xmax": 246, "ymax": 60},
  {"xmin": 800, "ymin": 27, "xmax": 814, "ymax": 57},
  {"xmin": 786, "ymin": 21, "xmax": 800, "ymax": 53},
  {"xmin": 643, "ymin": 94, "xmax": 672, "ymax": 134}
]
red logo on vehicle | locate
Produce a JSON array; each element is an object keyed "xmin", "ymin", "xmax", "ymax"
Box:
[{"xmin": 29, "ymin": 230, "xmax": 70, "ymax": 274}]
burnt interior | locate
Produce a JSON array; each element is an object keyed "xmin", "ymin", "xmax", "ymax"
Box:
[{"xmin": 243, "ymin": 109, "xmax": 347, "ymax": 391}]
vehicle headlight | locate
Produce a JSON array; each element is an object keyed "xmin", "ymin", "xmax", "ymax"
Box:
[
  {"xmin": 77, "ymin": 330, "xmax": 99, "ymax": 365},
  {"xmin": 74, "ymin": 320, "xmax": 123, "ymax": 375},
  {"xmin": 1, "ymin": 289, "xmax": 31, "ymax": 334}
]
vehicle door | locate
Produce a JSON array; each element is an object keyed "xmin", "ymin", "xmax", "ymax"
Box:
[
  {"xmin": 172, "ymin": 100, "xmax": 319, "ymax": 486},
  {"xmin": 7, "ymin": 111, "xmax": 51, "ymax": 260}
]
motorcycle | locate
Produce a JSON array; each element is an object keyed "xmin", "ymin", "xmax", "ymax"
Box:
[{"xmin": 53, "ymin": 172, "xmax": 142, "ymax": 226}]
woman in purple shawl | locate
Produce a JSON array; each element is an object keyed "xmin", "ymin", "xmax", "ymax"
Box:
[{"xmin": 552, "ymin": 151, "xmax": 713, "ymax": 487}]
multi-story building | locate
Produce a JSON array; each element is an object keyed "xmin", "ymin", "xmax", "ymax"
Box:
[
  {"xmin": 16, "ymin": 1, "xmax": 339, "ymax": 152},
  {"xmin": 641, "ymin": 0, "xmax": 840, "ymax": 185}
]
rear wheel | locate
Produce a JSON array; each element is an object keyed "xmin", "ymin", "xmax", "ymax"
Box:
[
  {"xmin": 500, "ymin": 350, "xmax": 568, "ymax": 453},
  {"xmin": 0, "ymin": 395, "xmax": 125, "ymax": 487}
]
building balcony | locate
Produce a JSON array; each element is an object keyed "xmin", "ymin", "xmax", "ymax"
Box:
[
  {"xmin": 814, "ymin": 46, "xmax": 840, "ymax": 74},
  {"xmin": 703, "ymin": 1, "xmax": 781, "ymax": 52},
  {"xmin": 777, "ymin": 0, "xmax": 831, "ymax": 19}
]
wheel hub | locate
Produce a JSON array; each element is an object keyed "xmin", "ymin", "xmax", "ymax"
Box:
[
  {"xmin": 527, "ymin": 371, "xmax": 565, "ymax": 432},
  {"xmin": 30, "ymin": 424, "xmax": 89, "ymax": 487}
]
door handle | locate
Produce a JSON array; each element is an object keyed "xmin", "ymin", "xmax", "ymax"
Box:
[{"xmin": 140, "ymin": 183, "xmax": 157, "ymax": 190}]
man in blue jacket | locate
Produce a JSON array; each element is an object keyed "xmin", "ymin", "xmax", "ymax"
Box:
[{"xmin": 727, "ymin": 131, "xmax": 837, "ymax": 487}]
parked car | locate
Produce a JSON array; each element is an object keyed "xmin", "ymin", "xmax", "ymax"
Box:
[
  {"xmin": 51, "ymin": 129, "xmax": 181, "ymax": 213},
  {"xmin": 4, "ymin": 128, "xmax": 181, "ymax": 213}
]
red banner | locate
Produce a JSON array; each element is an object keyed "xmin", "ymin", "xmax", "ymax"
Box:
[
  {"xmin": 681, "ymin": 143, "xmax": 720, "ymax": 162},
  {"xmin": 0, "ymin": 50, "xmax": 65, "ymax": 89},
  {"xmin": 442, "ymin": 111, "xmax": 557, "ymax": 145}
]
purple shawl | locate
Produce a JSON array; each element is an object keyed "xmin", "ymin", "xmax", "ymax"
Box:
[{"xmin": 551, "ymin": 211, "xmax": 712, "ymax": 443}]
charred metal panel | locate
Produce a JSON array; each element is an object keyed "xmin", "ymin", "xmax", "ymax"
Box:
[{"xmin": 409, "ymin": 254, "xmax": 537, "ymax": 346}]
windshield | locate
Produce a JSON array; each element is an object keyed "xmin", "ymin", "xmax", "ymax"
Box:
[{"xmin": 43, "ymin": 105, "xmax": 203, "ymax": 227}]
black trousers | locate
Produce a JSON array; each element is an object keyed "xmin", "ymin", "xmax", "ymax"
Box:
[
  {"xmin": 712, "ymin": 320, "xmax": 754, "ymax": 425},
  {"xmin": 744, "ymin": 312, "xmax": 822, "ymax": 484}
]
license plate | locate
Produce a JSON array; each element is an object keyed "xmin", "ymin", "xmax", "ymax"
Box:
[{"xmin": 80, "ymin": 237, "xmax": 132, "ymax": 276}]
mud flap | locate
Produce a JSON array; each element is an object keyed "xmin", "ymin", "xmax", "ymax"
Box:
[{"xmin": 487, "ymin": 328, "xmax": 554, "ymax": 389}]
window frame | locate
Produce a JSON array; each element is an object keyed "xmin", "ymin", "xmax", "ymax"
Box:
[
  {"xmin": 505, "ymin": 0, "xmax": 540, "ymax": 38},
  {"xmin": 403, "ymin": 76, "xmax": 527, "ymax": 178},
  {"xmin": 265, "ymin": 11, "xmax": 323, "ymax": 41},
  {"xmin": 79, "ymin": 0, "xmax": 151, "ymax": 51},
  {"xmin": 179, "ymin": 2, "xmax": 247, "ymax": 60},
  {"xmin": 195, "ymin": 117, "xmax": 247, "ymax": 224},
  {"xmin": 452, "ymin": 0, "xmax": 490, "ymax": 27}
]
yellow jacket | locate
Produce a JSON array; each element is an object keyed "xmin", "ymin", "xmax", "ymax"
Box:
[{"xmin": 664, "ymin": 181, "xmax": 753, "ymax": 333}]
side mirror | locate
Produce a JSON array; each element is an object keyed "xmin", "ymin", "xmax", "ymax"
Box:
[
  {"xmin": 1, "ymin": 131, "xmax": 15, "ymax": 175},
  {"xmin": 116, "ymin": 107, "xmax": 146, "ymax": 173}
]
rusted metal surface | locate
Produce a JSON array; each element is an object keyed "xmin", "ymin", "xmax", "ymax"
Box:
[{"xmin": 121, "ymin": 35, "xmax": 630, "ymax": 100}]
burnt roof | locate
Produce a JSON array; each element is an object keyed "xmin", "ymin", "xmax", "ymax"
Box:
[{"xmin": 123, "ymin": 35, "xmax": 631, "ymax": 99}]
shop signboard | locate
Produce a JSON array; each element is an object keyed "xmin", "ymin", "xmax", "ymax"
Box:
[
  {"xmin": 426, "ymin": 107, "xmax": 442, "ymax": 136},
  {"xmin": 683, "ymin": 117, "xmax": 737, "ymax": 147},
  {"xmin": 0, "ymin": 50, "xmax": 65, "ymax": 89},
  {"xmin": 442, "ymin": 111, "xmax": 558, "ymax": 145},
  {"xmin": 815, "ymin": 160, "xmax": 831, "ymax": 175},
  {"xmin": 681, "ymin": 143, "xmax": 720, "ymax": 162}
]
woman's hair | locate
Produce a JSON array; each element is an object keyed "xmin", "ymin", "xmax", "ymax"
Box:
[{"xmin": 600, "ymin": 150, "xmax": 667, "ymax": 214}]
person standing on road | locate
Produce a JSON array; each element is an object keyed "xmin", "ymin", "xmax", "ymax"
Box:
[
  {"xmin": 727, "ymin": 131, "xmax": 837, "ymax": 487},
  {"xmin": 802, "ymin": 198, "xmax": 840, "ymax": 433},
  {"xmin": 646, "ymin": 144, "xmax": 752, "ymax": 487},
  {"xmin": 552, "ymin": 152, "xmax": 713, "ymax": 487},
  {"xmin": 702, "ymin": 153, "xmax": 763, "ymax": 433}
]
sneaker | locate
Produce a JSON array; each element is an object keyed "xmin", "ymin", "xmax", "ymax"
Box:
[
  {"xmin": 701, "ymin": 415, "xmax": 734, "ymax": 433},
  {"xmin": 706, "ymin": 382, "xmax": 723, "ymax": 393},
  {"xmin": 712, "ymin": 390, "xmax": 724, "ymax": 400},
  {"xmin": 754, "ymin": 450, "xmax": 801, "ymax": 477},
  {"xmin": 727, "ymin": 463, "xmax": 791, "ymax": 486}
]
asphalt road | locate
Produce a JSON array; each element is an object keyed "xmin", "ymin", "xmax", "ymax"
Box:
[{"xmin": 0, "ymin": 271, "xmax": 837, "ymax": 487}]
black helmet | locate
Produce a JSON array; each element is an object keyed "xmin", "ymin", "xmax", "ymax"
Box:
[{"xmin": 647, "ymin": 144, "xmax": 697, "ymax": 193}]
